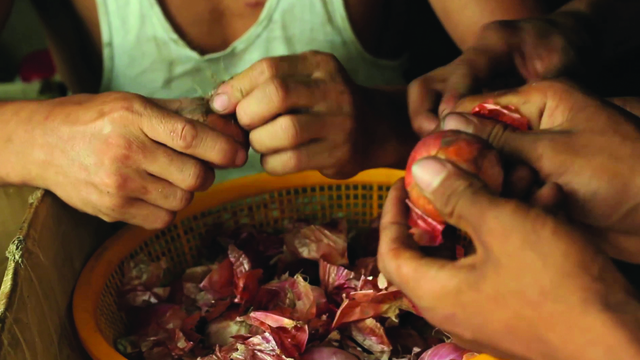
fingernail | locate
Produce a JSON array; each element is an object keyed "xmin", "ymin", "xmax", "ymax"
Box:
[
  {"xmin": 443, "ymin": 113, "xmax": 475, "ymax": 133},
  {"xmin": 235, "ymin": 151, "xmax": 247, "ymax": 167},
  {"xmin": 212, "ymin": 93, "xmax": 229, "ymax": 112},
  {"xmin": 412, "ymin": 158, "xmax": 449, "ymax": 194}
]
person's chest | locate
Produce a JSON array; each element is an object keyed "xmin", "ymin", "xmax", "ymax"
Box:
[{"xmin": 72, "ymin": 0, "xmax": 403, "ymax": 60}]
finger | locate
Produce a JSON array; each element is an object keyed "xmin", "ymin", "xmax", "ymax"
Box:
[
  {"xmin": 408, "ymin": 75, "xmax": 443, "ymax": 136},
  {"xmin": 202, "ymin": 114, "xmax": 249, "ymax": 145},
  {"xmin": 454, "ymin": 87, "xmax": 545, "ymax": 124},
  {"xmin": 236, "ymin": 79, "xmax": 330, "ymax": 130},
  {"xmin": 442, "ymin": 113, "xmax": 547, "ymax": 170},
  {"xmin": 409, "ymin": 157, "xmax": 511, "ymax": 242},
  {"xmin": 437, "ymin": 64, "xmax": 479, "ymax": 118},
  {"xmin": 134, "ymin": 173, "xmax": 194, "ymax": 211},
  {"xmin": 143, "ymin": 144, "xmax": 215, "ymax": 192},
  {"xmin": 503, "ymin": 163, "xmax": 536, "ymax": 199},
  {"xmin": 600, "ymin": 231, "xmax": 640, "ymax": 264},
  {"xmin": 451, "ymin": 80, "xmax": 588, "ymax": 130},
  {"xmin": 210, "ymin": 54, "xmax": 320, "ymax": 114},
  {"xmin": 152, "ymin": 98, "xmax": 249, "ymax": 145},
  {"xmin": 151, "ymin": 97, "xmax": 209, "ymax": 122},
  {"xmin": 377, "ymin": 180, "xmax": 455, "ymax": 302},
  {"xmin": 260, "ymin": 140, "xmax": 338, "ymax": 176},
  {"xmin": 250, "ymin": 114, "xmax": 327, "ymax": 154},
  {"xmin": 529, "ymin": 181, "xmax": 565, "ymax": 214},
  {"xmin": 101, "ymin": 198, "xmax": 176, "ymax": 230},
  {"xmin": 608, "ymin": 96, "xmax": 640, "ymax": 118},
  {"xmin": 139, "ymin": 109, "xmax": 248, "ymax": 168}
]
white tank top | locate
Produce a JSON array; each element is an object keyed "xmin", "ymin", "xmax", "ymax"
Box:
[{"xmin": 95, "ymin": 0, "xmax": 408, "ymax": 182}]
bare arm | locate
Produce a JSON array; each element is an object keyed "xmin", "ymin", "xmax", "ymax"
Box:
[
  {"xmin": 428, "ymin": 0, "xmax": 544, "ymax": 49},
  {"xmin": 0, "ymin": 100, "xmax": 43, "ymax": 186}
]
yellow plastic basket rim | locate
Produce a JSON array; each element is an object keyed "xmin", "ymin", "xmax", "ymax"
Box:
[{"xmin": 72, "ymin": 169, "xmax": 405, "ymax": 360}]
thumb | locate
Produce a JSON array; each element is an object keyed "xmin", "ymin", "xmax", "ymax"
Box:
[
  {"xmin": 411, "ymin": 157, "xmax": 504, "ymax": 241},
  {"xmin": 441, "ymin": 112, "xmax": 543, "ymax": 169}
]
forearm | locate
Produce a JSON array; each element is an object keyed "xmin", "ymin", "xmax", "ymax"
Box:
[
  {"xmin": 539, "ymin": 293, "xmax": 640, "ymax": 360},
  {"xmin": 364, "ymin": 86, "xmax": 418, "ymax": 171},
  {"xmin": 0, "ymin": 100, "xmax": 47, "ymax": 186},
  {"xmin": 429, "ymin": 0, "xmax": 544, "ymax": 49},
  {"xmin": 566, "ymin": 308, "xmax": 640, "ymax": 360}
]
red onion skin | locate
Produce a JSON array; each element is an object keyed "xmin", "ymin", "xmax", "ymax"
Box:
[
  {"xmin": 405, "ymin": 131, "xmax": 503, "ymax": 223},
  {"xmin": 301, "ymin": 347, "xmax": 359, "ymax": 360},
  {"xmin": 419, "ymin": 342, "xmax": 472, "ymax": 360}
]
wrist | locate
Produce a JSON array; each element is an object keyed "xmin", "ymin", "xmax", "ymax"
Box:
[
  {"xmin": 542, "ymin": 298, "xmax": 640, "ymax": 360},
  {"xmin": 0, "ymin": 99, "xmax": 53, "ymax": 187}
]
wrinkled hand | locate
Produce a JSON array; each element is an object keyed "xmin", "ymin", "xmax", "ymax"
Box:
[
  {"xmin": 209, "ymin": 51, "xmax": 415, "ymax": 179},
  {"xmin": 26, "ymin": 92, "xmax": 248, "ymax": 229},
  {"xmin": 409, "ymin": 16, "xmax": 584, "ymax": 136},
  {"xmin": 446, "ymin": 80, "xmax": 640, "ymax": 263},
  {"xmin": 377, "ymin": 159, "xmax": 640, "ymax": 360}
]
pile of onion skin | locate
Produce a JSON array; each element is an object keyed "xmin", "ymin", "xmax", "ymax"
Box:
[{"xmin": 114, "ymin": 218, "xmax": 490, "ymax": 360}]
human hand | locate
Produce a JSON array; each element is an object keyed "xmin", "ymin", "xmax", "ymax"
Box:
[
  {"xmin": 445, "ymin": 80, "xmax": 640, "ymax": 263},
  {"xmin": 608, "ymin": 97, "xmax": 640, "ymax": 118},
  {"xmin": 408, "ymin": 15, "xmax": 585, "ymax": 136},
  {"xmin": 209, "ymin": 51, "xmax": 416, "ymax": 179},
  {"xmin": 21, "ymin": 92, "xmax": 248, "ymax": 229},
  {"xmin": 377, "ymin": 159, "xmax": 640, "ymax": 360}
]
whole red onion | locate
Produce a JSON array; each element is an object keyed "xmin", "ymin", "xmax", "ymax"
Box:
[{"xmin": 405, "ymin": 130, "xmax": 504, "ymax": 245}]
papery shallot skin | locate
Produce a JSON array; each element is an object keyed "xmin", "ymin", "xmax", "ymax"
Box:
[
  {"xmin": 116, "ymin": 221, "xmax": 490, "ymax": 360},
  {"xmin": 418, "ymin": 342, "xmax": 472, "ymax": 360},
  {"xmin": 404, "ymin": 130, "xmax": 504, "ymax": 245},
  {"xmin": 301, "ymin": 347, "xmax": 359, "ymax": 360},
  {"xmin": 471, "ymin": 101, "xmax": 530, "ymax": 131}
]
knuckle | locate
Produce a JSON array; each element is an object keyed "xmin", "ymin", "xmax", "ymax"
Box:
[
  {"xmin": 285, "ymin": 151, "xmax": 303, "ymax": 172},
  {"xmin": 266, "ymin": 78, "xmax": 289, "ymax": 108},
  {"xmin": 101, "ymin": 172, "xmax": 131, "ymax": 194},
  {"xmin": 154, "ymin": 211, "xmax": 176, "ymax": 229},
  {"xmin": 310, "ymin": 51, "xmax": 339, "ymax": 71},
  {"xmin": 104, "ymin": 92, "xmax": 144, "ymax": 118},
  {"xmin": 183, "ymin": 162, "xmax": 209, "ymax": 191},
  {"xmin": 256, "ymin": 58, "xmax": 278, "ymax": 79},
  {"xmin": 437, "ymin": 177, "xmax": 486, "ymax": 225},
  {"xmin": 102, "ymin": 137, "xmax": 141, "ymax": 166},
  {"xmin": 485, "ymin": 122, "xmax": 511, "ymax": 148},
  {"xmin": 104, "ymin": 196, "xmax": 128, "ymax": 216},
  {"xmin": 173, "ymin": 190, "xmax": 194, "ymax": 210},
  {"xmin": 174, "ymin": 120, "xmax": 199, "ymax": 152},
  {"xmin": 335, "ymin": 84, "xmax": 355, "ymax": 113},
  {"xmin": 279, "ymin": 115, "xmax": 303, "ymax": 146}
]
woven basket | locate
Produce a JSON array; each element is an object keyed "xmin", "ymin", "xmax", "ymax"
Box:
[{"xmin": 73, "ymin": 169, "xmax": 406, "ymax": 360}]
